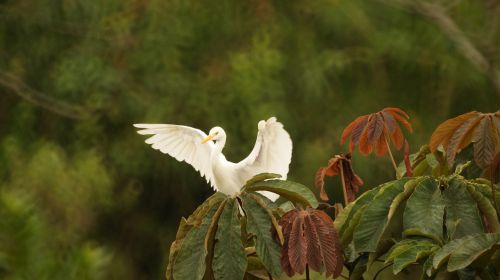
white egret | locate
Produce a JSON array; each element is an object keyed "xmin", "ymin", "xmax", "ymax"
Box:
[{"xmin": 133, "ymin": 117, "xmax": 292, "ymax": 201}]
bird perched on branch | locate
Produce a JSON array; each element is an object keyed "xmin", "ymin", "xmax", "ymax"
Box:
[{"xmin": 134, "ymin": 117, "xmax": 292, "ymax": 201}]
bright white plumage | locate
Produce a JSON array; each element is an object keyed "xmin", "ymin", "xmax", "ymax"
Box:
[{"xmin": 133, "ymin": 117, "xmax": 292, "ymax": 201}]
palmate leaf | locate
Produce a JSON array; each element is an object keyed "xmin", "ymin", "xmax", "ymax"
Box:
[
  {"xmin": 385, "ymin": 239, "xmax": 439, "ymax": 274},
  {"xmin": 166, "ymin": 192, "xmax": 227, "ymax": 280},
  {"xmin": 429, "ymin": 110, "xmax": 500, "ymax": 168},
  {"xmin": 335, "ymin": 186, "xmax": 382, "ymax": 246},
  {"xmin": 315, "ymin": 153, "xmax": 364, "ymax": 202},
  {"xmin": 167, "ymin": 174, "xmax": 324, "ymax": 280},
  {"xmin": 352, "ymin": 178, "xmax": 410, "ymax": 253},
  {"xmin": 279, "ymin": 208, "xmax": 343, "ymax": 278},
  {"xmin": 244, "ymin": 179, "xmax": 318, "ymax": 208},
  {"xmin": 341, "ymin": 107, "xmax": 413, "ymax": 156},
  {"xmin": 442, "ymin": 178, "xmax": 484, "ymax": 239},
  {"xmin": 466, "ymin": 183, "xmax": 500, "ymax": 233},
  {"xmin": 403, "ymin": 177, "xmax": 445, "ymax": 243},
  {"xmin": 213, "ymin": 199, "xmax": 247, "ymax": 280},
  {"xmin": 241, "ymin": 194, "xmax": 282, "ymax": 277},
  {"xmin": 433, "ymin": 233, "xmax": 500, "ymax": 272},
  {"xmin": 173, "ymin": 199, "xmax": 225, "ymax": 280}
]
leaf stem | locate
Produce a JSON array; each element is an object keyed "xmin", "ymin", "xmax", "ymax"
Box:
[
  {"xmin": 489, "ymin": 164, "xmax": 499, "ymax": 216},
  {"xmin": 373, "ymin": 262, "xmax": 393, "ymax": 280},
  {"xmin": 306, "ymin": 265, "xmax": 310, "ymax": 280},
  {"xmin": 339, "ymin": 162, "xmax": 349, "ymax": 206},
  {"xmin": 384, "ymin": 135, "xmax": 401, "ymax": 179}
]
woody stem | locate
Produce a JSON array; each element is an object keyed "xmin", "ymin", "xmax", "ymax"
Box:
[
  {"xmin": 384, "ymin": 135, "xmax": 401, "ymax": 179},
  {"xmin": 339, "ymin": 161, "xmax": 349, "ymax": 206}
]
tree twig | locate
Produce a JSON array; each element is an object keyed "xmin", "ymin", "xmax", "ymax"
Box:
[
  {"xmin": 0, "ymin": 70, "xmax": 93, "ymax": 120},
  {"xmin": 381, "ymin": 0, "xmax": 500, "ymax": 97}
]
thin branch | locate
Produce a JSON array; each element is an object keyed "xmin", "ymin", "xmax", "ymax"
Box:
[
  {"xmin": 382, "ymin": 0, "xmax": 500, "ymax": 97},
  {"xmin": 339, "ymin": 162, "xmax": 350, "ymax": 206},
  {"xmin": 0, "ymin": 70, "xmax": 93, "ymax": 120},
  {"xmin": 384, "ymin": 135, "xmax": 401, "ymax": 179}
]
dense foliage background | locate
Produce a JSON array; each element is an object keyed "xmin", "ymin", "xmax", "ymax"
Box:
[{"xmin": 0, "ymin": 0, "xmax": 499, "ymax": 279}]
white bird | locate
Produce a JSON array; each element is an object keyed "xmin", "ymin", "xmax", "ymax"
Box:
[{"xmin": 133, "ymin": 117, "xmax": 292, "ymax": 201}]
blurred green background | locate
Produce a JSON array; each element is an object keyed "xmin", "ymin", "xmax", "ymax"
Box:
[{"xmin": 0, "ymin": 0, "xmax": 499, "ymax": 279}]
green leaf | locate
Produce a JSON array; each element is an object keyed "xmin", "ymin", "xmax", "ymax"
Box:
[
  {"xmin": 244, "ymin": 179, "xmax": 318, "ymax": 208},
  {"xmin": 443, "ymin": 178, "xmax": 484, "ymax": 239},
  {"xmin": 336, "ymin": 186, "xmax": 381, "ymax": 237},
  {"xmin": 386, "ymin": 239, "xmax": 439, "ymax": 274},
  {"xmin": 243, "ymin": 173, "xmax": 282, "ymax": 188},
  {"xmin": 433, "ymin": 233, "xmax": 500, "ymax": 272},
  {"xmin": 241, "ymin": 194, "xmax": 282, "ymax": 277},
  {"xmin": 277, "ymin": 201, "xmax": 295, "ymax": 215},
  {"xmin": 213, "ymin": 199, "xmax": 247, "ymax": 280},
  {"xmin": 167, "ymin": 193, "xmax": 227, "ymax": 280},
  {"xmin": 466, "ymin": 184, "xmax": 500, "ymax": 233},
  {"xmin": 447, "ymin": 233, "xmax": 500, "ymax": 271},
  {"xmin": 247, "ymin": 193, "xmax": 284, "ymax": 245},
  {"xmin": 403, "ymin": 177, "xmax": 444, "ymax": 243},
  {"xmin": 173, "ymin": 199, "xmax": 224, "ymax": 280},
  {"xmin": 340, "ymin": 205, "xmax": 368, "ymax": 248},
  {"xmin": 388, "ymin": 178, "xmax": 421, "ymax": 220},
  {"xmin": 353, "ymin": 178, "xmax": 409, "ymax": 253}
]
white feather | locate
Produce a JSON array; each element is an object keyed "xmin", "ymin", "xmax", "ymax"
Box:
[{"xmin": 134, "ymin": 117, "xmax": 293, "ymax": 201}]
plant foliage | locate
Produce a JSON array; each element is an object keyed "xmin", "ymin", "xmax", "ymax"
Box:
[
  {"xmin": 430, "ymin": 110, "xmax": 500, "ymax": 169},
  {"xmin": 166, "ymin": 174, "xmax": 318, "ymax": 280},
  {"xmin": 341, "ymin": 107, "xmax": 413, "ymax": 156},
  {"xmin": 336, "ymin": 175, "xmax": 500, "ymax": 279},
  {"xmin": 278, "ymin": 207, "xmax": 343, "ymax": 278},
  {"xmin": 315, "ymin": 153, "xmax": 364, "ymax": 202}
]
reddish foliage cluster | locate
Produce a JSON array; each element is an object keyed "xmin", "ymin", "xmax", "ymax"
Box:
[
  {"xmin": 430, "ymin": 111, "xmax": 500, "ymax": 168},
  {"xmin": 341, "ymin": 107, "xmax": 413, "ymax": 156},
  {"xmin": 315, "ymin": 153, "xmax": 364, "ymax": 202},
  {"xmin": 278, "ymin": 208, "xmax": 343, "ymax": 278}
]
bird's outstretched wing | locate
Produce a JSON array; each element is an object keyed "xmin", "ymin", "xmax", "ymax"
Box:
[
  {"xmin": 236, "ymin": 117, "xmax": 293, "ymax": 181},
  {"xmin": 133, "ymin": 124, "xmax": 216, "ymax": 189}
]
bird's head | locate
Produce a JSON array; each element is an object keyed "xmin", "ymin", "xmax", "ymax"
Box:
[{"xmin": 201, "ymin": 127, "xmax": 226, "ymax": 144}]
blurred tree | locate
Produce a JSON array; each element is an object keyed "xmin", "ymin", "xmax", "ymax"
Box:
[{"xmin": 0, "ymin": 0, "xmax": 498, "ymax": 278}]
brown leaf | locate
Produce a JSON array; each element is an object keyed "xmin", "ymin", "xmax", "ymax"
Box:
[
  {"xmin": 315, "ymin": 154, "xmax": 363, "ymax": 203},
  {"xmin": 473, "ymin": 116, "xmax": 500, "ymax": 168},
  {"xmin": 429, "ymin": 111, "xmax": 500, "ymax": 168},
  {"xmin": 288, "ymin": 214, "xmax": 307, "ymax": 274},
  {"xmin": 341, "ymin": 107, "xmax": 412, "ymax": 157},
  {"xmin": 384, "ymin": 107, "xmax": 410, "ymax": 119},
  {"xmin": 277, "ymin": 208, "xmax": 343, "ymax": 278},
  {"xmin": 446, "ymin": 116, "xmax": 482, "ymax": 165},
  {"xmin": 341, "ymin": 115, "xmax": 367, "ymax": 145},
  {"xmin": 429, "ymin": 111, "xmax": 479, "ymax": 152},
  {"xmin": 381, "ymin": 111, "xmax": 398, "ymax": 134}
]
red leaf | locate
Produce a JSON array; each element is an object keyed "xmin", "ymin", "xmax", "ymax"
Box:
[
  {"xmin": 386, "ymin": 109, "xmax": 413, "ymax": 133},
  {"xmin": 429, "ymin": 111, "xmax": 500, "ymax": 168},
  {"xmin": 341, "ymin": 115, "xmax": 367, "ymax": 144},
  {"xmin": 315, "ymin": 154, "xmax": 363, "ymax": 203},
  {"xmin": 473, "ymin": 116, "xmax": 499, "ymax": 168},
  {"xmin": 384, "ymin": 107, "xmax": 410, "ymax": 119},
  {"xmin": 278, "ymin": 208, "xmax": 343, "ymax": 278},
  {"xmin": 429, "ymin": 111, "xmax": 479, "ymax": 152},
  {"xmin": 341, "ymin": 107, "xmax": 412, "ymax": 157},
  {"xmin": 446, "ymin": 116, "xmax": 482, "ymax": 165},
  {"xmin": 288, "ymin": 214, "xmax": 307, "ymax": 274}
]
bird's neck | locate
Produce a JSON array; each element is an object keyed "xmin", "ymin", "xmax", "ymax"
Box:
[{"xmin": 211, "ymin": 139, "xmax": 226, "ymax": 164}]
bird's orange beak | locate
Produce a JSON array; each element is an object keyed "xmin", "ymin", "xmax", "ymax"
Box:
[{"xmin": 201, "ymin": 134, "xmax": 215, "ymax": 144}]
